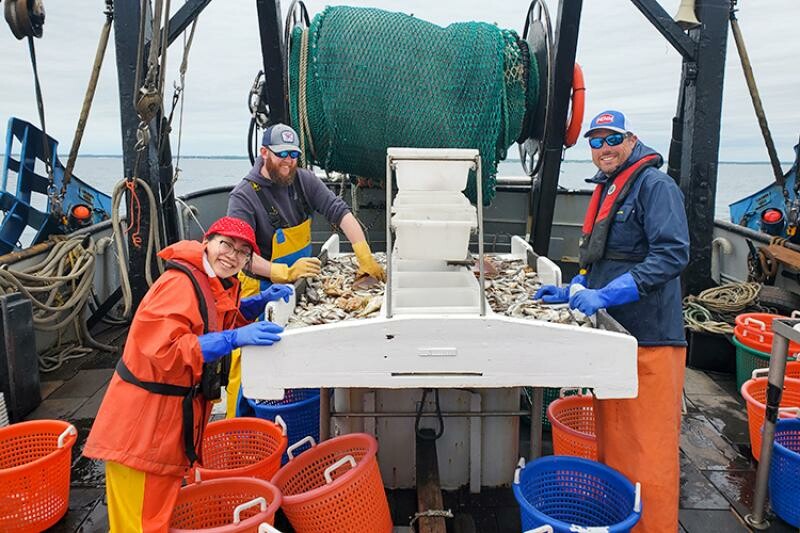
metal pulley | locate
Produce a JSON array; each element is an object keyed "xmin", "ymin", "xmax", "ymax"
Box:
[
  {"xmin": 4, "ymin": 0, "xmax": 45, "ymax": 40},
  {"xmin": 518, "ymin": 0, "xmax": 553, "ymax": 178},
  {"xmin": 135, "ymin": 87, "xmax": 162, "ymax": 124}
]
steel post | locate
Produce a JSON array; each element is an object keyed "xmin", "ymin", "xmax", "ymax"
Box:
[
  {"xmin": 255, "ymin": 0, "xmax": 287, "ymax": 125},
  {"xmin": 529, "ymin": 0, "xmax": 583, "ymax": 256},
  {"xmin": 747, "ymin": 319, "xmax": 795, "ymax": 529},
  {"xmin": 114, "ymin": 0, "xmax": 158, "ymax": 309},
  {"xmin": 677, "ymin": 0, "xmax": 730, "ymax": 295}
]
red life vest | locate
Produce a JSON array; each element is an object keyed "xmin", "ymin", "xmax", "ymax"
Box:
[
  {"xmin": 578, "ymin": 154, "xmax": 660, "ymax": 268},
  {"xmin": 114, "ymin": 258, "xmax": 222, "ymax": 466}
]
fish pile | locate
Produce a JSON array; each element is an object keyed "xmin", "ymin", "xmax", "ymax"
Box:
[
  {"xmin": 287, "ymin": 254, "xmax": 592, "ymax": 328},
  {"xmin": 287, "ymin": 253, "xmax": 387, "ymax": 328},
  {"xmin": 482, "ymin": 258, "xmax": 593, "ymax": 327}
]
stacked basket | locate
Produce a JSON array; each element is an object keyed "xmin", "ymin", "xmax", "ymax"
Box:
[
  {"xmin": 740, "ymin": 370, "xmax": 800, "ymax": 461},
  {"xmin": 173, "ymin": 417, "xmax": 287, "ymax": 532},
  {"xmin": 770, "ymin": 418, "xmax": 800, "ymax": 527},
  {"xmin": 732, "ymin": 313, "xmax": 798, "ymax": 389},
  {"xmin": 192, "ymin": 416, "xmax": 288, "ymax": 482}
]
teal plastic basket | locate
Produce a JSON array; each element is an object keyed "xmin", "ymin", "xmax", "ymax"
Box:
[{"xmin": 732, "ymin": 337, "xmax": 797, "ymax": 390}]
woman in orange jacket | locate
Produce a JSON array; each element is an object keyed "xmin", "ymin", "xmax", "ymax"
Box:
[{"xmin": 84, "ymin": 216, "xmax": 292, "ymax": 532}]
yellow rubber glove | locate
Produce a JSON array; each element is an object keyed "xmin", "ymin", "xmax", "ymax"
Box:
[
  {"xmin": 269, "ymin": 257, "xmax": 322, "ymax": 283},
  {"xmin": 353, "ymin": 240, "xmax": 385, "ymax": 281}
]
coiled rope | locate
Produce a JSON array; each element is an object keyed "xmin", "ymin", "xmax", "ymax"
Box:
[
  {"xmin": 111, "ymin": 177, "xmax": 165, "ymax": 318},
  {"xmin": 683, "ymin": 282, "xmax": 762, "ymax": 334},
  {"xmin": 0, "ymin": 235, "xmax": 116, "ymax": 372}
]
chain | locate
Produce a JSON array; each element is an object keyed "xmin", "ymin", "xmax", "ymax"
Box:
[{"xmin": 26, "ymin": 34, "xmax": 57, "ymax": 213}]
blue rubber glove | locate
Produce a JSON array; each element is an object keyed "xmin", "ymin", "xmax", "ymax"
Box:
[
  {"xmin": 239, "ymin": 284, "xmax": 294, "ymax": 320},
  {"xmin": 533, "ymin": 274, "xmax": 587, "ymax": 304},
  {"xmin": 569, "ymin": 272, "xmax": 640, "ymax": 316},
  {"xmin": 197, "ymin": 321, "xmax": 284, "ymax": 362}
]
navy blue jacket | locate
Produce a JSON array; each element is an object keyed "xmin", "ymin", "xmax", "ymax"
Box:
[{"xmin": 584, "ymin": 142, "xmax": 689, "ymax": 346}]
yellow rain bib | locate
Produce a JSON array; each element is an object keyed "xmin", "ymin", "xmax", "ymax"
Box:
[{"xmin": 226, "ymin": 217, "xmax": 312, "ymax": 418}]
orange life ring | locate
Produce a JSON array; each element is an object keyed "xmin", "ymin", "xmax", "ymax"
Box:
[{"xmin": 564, "ymin": 63, "xmax": 585, "ymax": 148}]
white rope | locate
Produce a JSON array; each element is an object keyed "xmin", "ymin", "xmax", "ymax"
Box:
[
  {"xmin": 683, "ymin": 282, "xmax": 762, "ymax": 334},
  {"xmin": 175, "ymin": 197, "xmax": 206, "ymax": 235},
  {"xmin": 409, "ymin": 509, "xmax": 454, "ymax": 527},
  {"xmin": 111, "ymin": 177, "xmax": 165, "ymax": 318},
  {"xmin": 0, "ymin": 235, "xmax": 114, "ymax": 372}
]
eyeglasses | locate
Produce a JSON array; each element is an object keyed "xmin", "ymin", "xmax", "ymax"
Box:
[
  {"xmin": 269, "ymin": 148, "xmax": 301, "ymax": 160},
  {"xmin": 217, "ymin": 238, "xmax": 252, "ymax": 261},
  {"xmin": 588, "ymin": 133, "xmax": 626, "ymax": 149}
]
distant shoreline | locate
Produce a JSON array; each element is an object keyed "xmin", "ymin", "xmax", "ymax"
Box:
[{"xmin": 0, "ymin": 154, "xmax": 790, "ymax": 165}]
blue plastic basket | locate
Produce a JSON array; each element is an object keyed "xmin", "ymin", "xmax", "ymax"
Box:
[
  {"xmin": 513, "ymin": 456, "xmax": 641, "ymax": 533},
  {"xmin": 769, "ymin": 418, "xmax": 800, "ymax": 527},
  {"xmin": 246, "ymin": 389, "xmax": 320, "ymax": 462}
]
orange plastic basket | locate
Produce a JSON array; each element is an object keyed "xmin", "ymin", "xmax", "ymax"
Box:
[
  {"xmin": 0, "ymin": 420, "xmax": 77, "ymax": 532},
  {"xmin": 193, "ymin": 417, "xmax": 288, "ymax": 483},
  {"xmin": 749, "ymin": 362, "xmax": 800, "ymax": 381},
  {"xmin": 546, "ymin": 393, "xmax": 598, "ymax": 461},
  {"xmin": 169, "ymin": 477, "xmax": 282, "ymax": 532},
  {"xmin": 734, "ymin": 324, "xmax": 800, "ymax": 354},
  {"xmin": 741, "ymin": 376, "xmax": 800, "ymax": 461},
  {"xmin": 270, "ymin": 433, "xmax": 393, "ymax": 533}
]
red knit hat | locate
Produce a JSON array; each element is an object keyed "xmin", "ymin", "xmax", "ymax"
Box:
[{"xmin": 204, "ymin": 216, "xmax": 260, "ymax": 256}]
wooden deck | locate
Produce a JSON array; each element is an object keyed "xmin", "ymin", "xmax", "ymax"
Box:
[{"xmin": 21, "ymin": 322, "xmax": 796, "ymax": 532}]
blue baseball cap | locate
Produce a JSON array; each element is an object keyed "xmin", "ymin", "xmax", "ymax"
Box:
[
  {"xmin": 262, "ymin": 123, "xmax": 303, "ymax": 154},
  {"xmin": 583, "ymin": 110, "xmax": 633, "ymax": 137}
]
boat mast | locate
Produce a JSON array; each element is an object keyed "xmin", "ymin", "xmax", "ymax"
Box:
[
  {"xmin": 619, "ymin": 0, "xmax": 729, "ymax": 295},
  {"xmin": 671, "ymin": 0, "xmax": 729, "ymax": 295},
  {"xmin": 531, "ymin": 0, "xmax": 729, "ymax": 294},
  {"xmin": 255, "ymin": 0, "xmax": 288, "ymax": 125},
  {"xmin": 113, "ymin": 0, "xmax": 211, "ymax": 309},
  {"xmin": 528, "ymin": 1, "xmax": 583, "ymax": 262}
]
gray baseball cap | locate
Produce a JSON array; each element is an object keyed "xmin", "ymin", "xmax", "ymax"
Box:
[{"xmin": 262, "ymin": 124, "xmax": 303, "ymax": 154}]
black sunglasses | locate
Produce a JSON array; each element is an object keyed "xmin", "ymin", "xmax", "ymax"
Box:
[
  {"xmin": 588, "ymin": 133, "xmax": 626, "ymax": 149},
  {"xmin": 269, "ymin": 148, "xmax": 301, "ymax": 160}
]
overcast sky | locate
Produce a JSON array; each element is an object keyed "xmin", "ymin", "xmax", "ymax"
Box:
[{"xmin": 1, "ymin": 0, "xmax": 798, "ymax": 163}]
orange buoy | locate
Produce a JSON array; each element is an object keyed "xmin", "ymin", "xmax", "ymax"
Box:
[{"xmin": 564, "ymin": 63, "xmax": 586, "ymax": 148}]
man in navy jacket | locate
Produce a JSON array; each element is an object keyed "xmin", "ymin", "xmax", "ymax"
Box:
[{"xmin": 537, "ymin": 110, "xmax": 689, "ymax": 532}]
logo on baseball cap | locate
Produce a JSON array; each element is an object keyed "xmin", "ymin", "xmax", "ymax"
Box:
[
  {"xmin": 262, "ymin": 124, "xmax": 303, "ymax": 154},
  {"xmin": 584, "ymin": 110, "xmax": 632, "ymax": 137}
]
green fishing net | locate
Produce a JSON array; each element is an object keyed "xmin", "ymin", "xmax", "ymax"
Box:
[{"xmin": 288, "ymin": 6, "xmax": 538, "ymax": 204}]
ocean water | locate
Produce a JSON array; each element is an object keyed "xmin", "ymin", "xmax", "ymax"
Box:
[{"xmin": 70, "ymin": 156, "xmax": 781, "ymax": 221}]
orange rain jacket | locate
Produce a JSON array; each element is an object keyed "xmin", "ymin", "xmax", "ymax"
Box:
[{"xmin": 84, "ymin": 240, "xmax": 247, "ymax": 477}]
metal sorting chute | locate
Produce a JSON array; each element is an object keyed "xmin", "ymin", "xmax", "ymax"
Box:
[{"xmin": 241, "ymin": 148, "xmax": 638, "ymax": 488}]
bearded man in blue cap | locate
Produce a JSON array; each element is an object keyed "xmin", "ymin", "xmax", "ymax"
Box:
[{"xmin": 535, "ymin": 110, "xmax": 689, "ymax": 532}]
